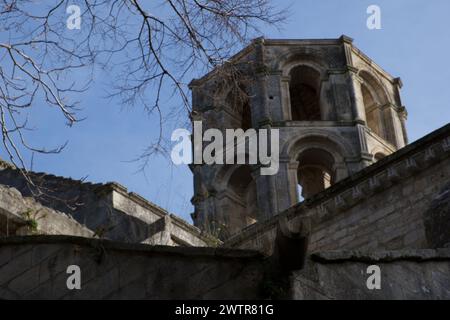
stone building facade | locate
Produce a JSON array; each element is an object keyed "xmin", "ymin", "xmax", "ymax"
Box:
[
  {"xmin": 0, "ymin": 122, "xmax": 448, "ymax": 299},
  {"xmin": 189, "ymin": 36, "xmax": 408, "ymax": 237},
  {"xmin": 0, "ymin": 36, "xmax": 448, "ymax": 300}
]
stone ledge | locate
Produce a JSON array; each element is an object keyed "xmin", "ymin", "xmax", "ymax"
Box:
[
  {"xmin": 90, "ymin": 179, "xmax": 220, "ymax": 246},
  {"xmin": 350, "ymin": 44, "xmax": 397, "ymax": 83},
  {"xmin": 0, "ymin": 185, "xmax": 93, "ymax": 237},
  {"xmin": 0, "ymin": 235, "xmax": 262, "ymax": 260},
  {"xmin": 263, "ymin": 38, "xmax": 344, "ymax": 46},
  {"xmin": 311, "ymin": 248, "xmax": 450, "ymax": 263},
  {"xmin": 273, "ymin": 121, "xmax": 356, "ymax": 128},
  {"xmin": 169, "ymin": 214, "xmax": 222, "ymax": 245}
]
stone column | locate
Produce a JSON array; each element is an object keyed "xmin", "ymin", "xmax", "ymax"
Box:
[
  {"xmin": 399, "ymin": 106, "xmax": 409, "ymax": 145},
  {"xmin": 356, "ymin": 123, "xmax": 374, "ymax": 168},
  {"xmin": 251, "ymin": 165, "xmax": 278, "ymax": 221},
  {"xmin": 280, "ymin": 75, "xmax": 292, "ymax": 120},
  {"xmin": 340, "ymin": 35, "xmax": 366, "ymax": 123},
  {"xmin": 382, "ymin": 103, "xmax": 405, "ymax": 149},
  {"xmin": 327, "ymin": 71, "xmax": 354, "ymax": 121},
  {"xmin": 266, "ymin": 72, "xmax": 284, "ymax": 122},
  {"xmin": 347, "ymin": 68, "xmax": 368, "ymax": 123},
  {"xmin": 298, "ymin": 167, "xmax": 327, "ymax": 199},
  {"xmin": 249, "ymin": 75, "xmax": 271, "ymax": 127},
  {"xmin": 276, "ymin": 159, "xmax": 297, "ymax": 212},
  {"xmin": 287, "ymin": 160, "xmax": 300, "ymax": 205},
  {"xmin": 334, "ymin": 163, "xmax": 350, "ymax": 182},
  {"xmin": 250, "ymin": 38, "xmax": 272, "ymax": 127},
  {"xmin": 319, "ymin": 77, "xmax": 335, "ymax": 121}
]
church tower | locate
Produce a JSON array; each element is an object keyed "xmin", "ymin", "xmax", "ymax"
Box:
[{"xmin": 189, "ymin": 36, "xmax": 408, "ymax": 239}]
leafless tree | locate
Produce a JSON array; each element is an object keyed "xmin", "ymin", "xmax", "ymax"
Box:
[{"xmin": 0, "ymin": 0, "xmax": 286, "ymax": 181}]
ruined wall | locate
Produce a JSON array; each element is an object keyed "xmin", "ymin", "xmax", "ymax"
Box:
[
  {"xmin": 292, "ymin": 249, "xmax": 450, "ymax": 300},
  {"xmin": 223, "ymin": 124, "xmax": 450, "ymax": 255},
  {"xmin": 1, "ymin": 236, "xmax": 448, "ymax": 300},
  {"xmin": 0, "ymin": 167, "xmax": 215, "ymax": 247},
  {"xmin": 0, "ymin": 185, "xmax": 93, "ymax": 238},
  {"xmin": 0, "ymin": 236, "xmax": 263, "ymax": 299},
  {"xmin": 110, "ymin": 185, "xmax": 217, "ymax": 246}
]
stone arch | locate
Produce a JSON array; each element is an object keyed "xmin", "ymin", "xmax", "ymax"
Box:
[
  {"xmin": 288, "ymin": 65, "xmax": 322, "ymax": 121},
  {"xmin": 212, "ymin": 164, "xmax": 258, "ymax": 234},
  {"xmin": 296, "ymin": 148, "xmax": 335, "ymax": 199},
  {"xmin": 276, "ymin": 53, "xmax": 329, "ymax": 121},
  {"xmin": 224, "ymin": 84, "xmax": 253, "ymax": 130},
  {"xmin": 273, "ymin": 49, "xmax": 329, "ymax": 76},
  {"xmin": 213, "ymin": 164, "xmax": 237, "ymax": 192},
  {"xmin": 358, "ymin": 70, "xmax": 391, "ymax": 105},
  {"xmin": 358, "ymin": 70, "xmax": 397, "ymax": 145},
  {"xmin": 210, "ymin": 82, "xmax": 252, "ymax": 130},
  {"xmin": 282, "ymin": 133, "xmax": 351, "ymax": 201},
  {"xmin": 224, "ymin": 85, "xmax": 252, "ymax": 130},
  {"xmin": 283, "ymin": 130, "xmax": 355, "ymax": 162},
  {"xmin": 281, "ymin": 59, "xmax": 328, "ymax": 79}
]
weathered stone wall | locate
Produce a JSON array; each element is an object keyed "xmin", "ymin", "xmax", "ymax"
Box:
[
  {"xmin": 0, "ymin": 168, "xmax": 215, "ymax": 247},
  {"xmin": 0, "ymin": 185, "xmax": 93, "ymax": 238},
  {"xmin": 224, "ymin": 124, "xmax": 450, "ymax": 255},
  {"xmin": 1, "ymin": 236, "xmax": 448, "ymax": 300},
  {"xmin": 0, "ymin": 169, "xmax": 133, "ymax": 241},
  {"xmin": 0, "ymin": 236, "xmax": 263, "ymax": 299},
  {"xmin": 110, "ymin": 184, "xmax": 217, "ymax": 246},
  {"xmin": 306, "ymin": 155, "xmax": 450, "ymax": 253},
  {"xmin": 292, "ymin": 249, "xmax": 450, "ymax": 300}
]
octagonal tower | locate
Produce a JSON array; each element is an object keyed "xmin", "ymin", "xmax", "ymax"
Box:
[{"xmin": 189, "ymin": 36, "xmax": 408, "ymax": 239}]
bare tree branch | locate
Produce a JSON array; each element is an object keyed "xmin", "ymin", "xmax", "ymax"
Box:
[{"xmin": 0, "ymin": 0, "xmax": 287, "ymax": 176}]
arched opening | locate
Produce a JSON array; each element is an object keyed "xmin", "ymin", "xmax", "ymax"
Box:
[
  {"xmin": 226, "ymin": 86, "xmax": 252, "ymax": 130},
  {"xmin": 359, "ymin": 71, "xmax": 399, "ymax": 147},
  {"xmin": 227, "ymin": 165, "xmax": 258, "ymax": 229},
  {"xmin": 297, "ymin": 184, "xmax": 304, "ymax": 202},
  {"xmin": 289, "ymin": 65, "xmax": 321, "ymax": 121},
  {"xmin": 240, "ymin": 100, "xmax": 252, "ymax": 130},
  {"xmin": 361, "ymin": 83, "xmax": 383, "ymax": 138},
  {"xmin": 297, "ymin": 148, "xmax": 335, "ymax": 199}
]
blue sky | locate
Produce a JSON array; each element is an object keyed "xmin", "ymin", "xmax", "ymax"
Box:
[{"xmin": 1, "ymin": 0, "xmax": 449, "ymax": 222}]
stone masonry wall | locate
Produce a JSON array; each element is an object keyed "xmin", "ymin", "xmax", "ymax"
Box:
[
  {"xmin": 292, "ymin": 249, "xmax": 450, "ymax": 300},
  {"xmin": 0, "ymin": 167, "xmax": 216, "ymax": 247},
  {"xmin": 307, "ymin": 154, "xmax": 450, "ymax": 252},
  {"xmin": 1, "ymin": 236, "xmax": 449, "ymax": 300},
  {"xmin": 223, "ymin": 124, "xmax": 450, "ymax": 255},
  {"xmin": 0, "ymin": 236, "xmax": 263, "ymax": 299}
]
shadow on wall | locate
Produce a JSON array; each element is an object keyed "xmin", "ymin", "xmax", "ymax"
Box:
[{"xmin": 424, "ymin": 182, "xmax": 450, "ymax": 248}]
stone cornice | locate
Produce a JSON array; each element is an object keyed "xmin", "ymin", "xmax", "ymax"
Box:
[
  {"xmin": 97, "ymin": 182, "xmax": 220, "ymax": 246},
  {"xmin": 311, "ymin": 249, "xmax": 450, "ymax": 263},
  {"xmin": 350, "ymin": 45, "xmax": 398, "ymax": 84},
  {"xmin": 0, "ymin": 235, "xmax": 256, "ymax": 259}
]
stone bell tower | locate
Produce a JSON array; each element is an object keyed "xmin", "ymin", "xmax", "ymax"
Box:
[{"xmin": 189, "ymin": 35, "xmax": 408, "ymax": 239}]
